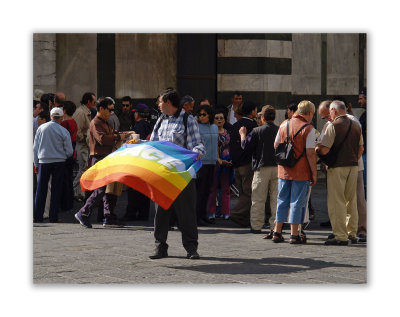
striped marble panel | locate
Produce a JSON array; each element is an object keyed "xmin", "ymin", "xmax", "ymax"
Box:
[
  {"xmin": 217, "ymin": 74, "xmax": 292, "ymax": 92},
  {"xmin": 218, "ymin": 40, "xmax": 292, "ymax": 58}
]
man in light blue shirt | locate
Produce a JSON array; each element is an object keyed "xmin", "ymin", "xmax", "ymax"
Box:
[{"xmin": 34, "ymin": 107, "xmax": 73, "ymax": 223}]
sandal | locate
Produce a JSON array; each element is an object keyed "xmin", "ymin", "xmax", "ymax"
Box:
[
  {"xmin": 289, "ymin": 235, "xmax": 302, "ymax": 244},
  {"xmin": 272, "ymin": 232, "xmax": 284, "ymax": 243},
  {"xmin": 263, "ymin": 231, "xmax": 274, "ymax": 239},
  {"xmin": 300, "ymin": 230, "xmax": 307, "ymax": 244}
]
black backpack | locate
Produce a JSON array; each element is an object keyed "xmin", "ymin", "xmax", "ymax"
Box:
[{"xmin": 274, "ymin": 120, "xmax": 310, "ymax": 168}]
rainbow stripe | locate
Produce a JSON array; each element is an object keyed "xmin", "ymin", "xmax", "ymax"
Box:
[{"xmin": 80, "ymin": 141, "xmax": 202, "ymax": 210}]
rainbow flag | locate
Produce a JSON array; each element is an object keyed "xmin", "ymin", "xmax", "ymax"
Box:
[{"xmin": 80, "ymin": 141, "xmax": 202, "ymax": 210}]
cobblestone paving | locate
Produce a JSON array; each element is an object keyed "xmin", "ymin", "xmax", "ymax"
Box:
[{"xmin": 33, "ymin": 176, "xmax": 367, "ymax": 284}]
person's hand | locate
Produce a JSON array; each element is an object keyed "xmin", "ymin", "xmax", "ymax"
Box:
[
  {"xmin": 119, "ymin": 132, "xmax": 128, "ymax": 141},
  {"xmin": 239, "ymin": 126, "xmax": 247, "ymax": 138},
  {"xmin": 196, "ymin": 153, "xmax": 201, "ymax": 161},
  {"xmin": 320, "ymin": 163, "xmax": 327, "ymax": 173},
  {"xmin": 310, "ymin": 173, "xmax": 317, "ymax": 186},
  {"xmin": 34, "ymin": 166, "xmax": 39, "ymax": 174},
  {"xmin": 221, "ymin": 160, "xmax": 232, "ymax": 167}
]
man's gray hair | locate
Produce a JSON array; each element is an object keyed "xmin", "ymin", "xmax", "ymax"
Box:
[{"xmin": 330, "ymin": 100, "xmax": 346, "ymax": 111}]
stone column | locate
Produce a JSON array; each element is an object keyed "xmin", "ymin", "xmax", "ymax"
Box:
[
  {"xmin": 56, "ymin": 34, "xmax": 97, "ymax": 106},
  {"xmin": 33, "ymin": 33, "xmax": 56, "ymax": 95}
]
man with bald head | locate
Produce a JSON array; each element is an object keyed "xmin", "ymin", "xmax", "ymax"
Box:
[
  {"xmin": 53, "ymin": 92, "xmax": 66, "ymax": 108},
  {"xmin": 316, "ymin": 100, "xmax": 363, "ymax": 245}
]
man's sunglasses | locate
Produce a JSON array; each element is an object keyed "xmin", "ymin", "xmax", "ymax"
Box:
[
  {"xmin": 215, "ymin": 116, "xmax": 224, "ymax": 120},
  {"xmin": 198, "ymin": 113, "xmax": 208, "ymax": 117},
  {"xmin": 122, "ymin": 104, "xmax": 130, "ymax": 107}
]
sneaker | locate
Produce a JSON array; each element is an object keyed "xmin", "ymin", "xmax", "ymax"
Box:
[
  {"xmin": 103, "ymin": 216, "xmax": 125, "ymax": 228},
  {"xmin": 186, "ymin": 251, "xmax": 200, "ymax": 259},
  {"xmin": 75, "ymin": 212, "xmax": 92, "ymax": 228},
  {"xmin": 149, "ymin": 250, "xmax": 168, "ymax": 259},
  {"xmin": 224, "ymin": 214, "xmax": 230, "ymax": 220}
]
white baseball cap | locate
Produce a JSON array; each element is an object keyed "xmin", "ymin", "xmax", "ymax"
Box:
[{"xmin": 50, "ymin": 107, "xmax": 64, "ymax": 117}]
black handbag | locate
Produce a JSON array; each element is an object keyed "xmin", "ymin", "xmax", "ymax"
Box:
[
  {"xmin": 274, "ymin": 120, "xmax": 310, "ymax": 168},
  {"xmin": 318, "ymin": 120, "xmax": 352, "ymax": 167}
]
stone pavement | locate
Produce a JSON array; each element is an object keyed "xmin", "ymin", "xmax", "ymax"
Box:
[{"xmin": 33, "ymin": 175, "xmax": 367, "ymax": 284}]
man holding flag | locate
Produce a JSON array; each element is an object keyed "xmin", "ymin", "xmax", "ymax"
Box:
[{"xmin": 149, "ymin": 89, "xmax": 205, "ymax": 260}]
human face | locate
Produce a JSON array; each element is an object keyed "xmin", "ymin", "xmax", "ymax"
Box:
[
  {"xmin": 37, "ymin": 116, "xmax": 46, "ymax": 126},
  {"xmin": 158, "ymin": 97, "xmax": 175, "ymax": 116},
  {"xmin": 183, "ymin": 101, "xmax": 194, "ymax": 114},
  {"xmin": 99, "ymin": 105, "xmax": 112, "ymax": 120},
  {"xmin": 122, "ymin": 101, "xmax": 131, "ymax": 113},
  {"xmin": 358, "ymin": 94, "xmax": 366, "ymax": 108},
  {"xmin": 198, "ymin": 110, "xmax": 210, "ymax": 124},
  {"xmin": 33, "ymin": 103, "xmax": 42, "ymax": 117},
  {"xmin": 329, "ymin": 107, "xmax": 338, "ymax": 120},
  {"xmin": 88, "ymin": 95, "xmax": 96, "ymax": 109},
  {"xmin": 214, "ymin": 113, "xmax": 225, "ymax": 127},
  {"xmin": 319, "ymin": 108, "xmax": 332, "ymax": 122},
  {"xmin": 232, "ymin": 94, "xmax": 242, "ymax": 107}
]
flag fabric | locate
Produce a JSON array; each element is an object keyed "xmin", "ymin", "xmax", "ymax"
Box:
[{"xmin": 80, "ymin": 141, "xmax": 202, "ymax": 210}]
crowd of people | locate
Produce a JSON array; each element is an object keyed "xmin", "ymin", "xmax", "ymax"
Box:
[{"xmin": 33, "ymin": 87, "xmax": 367, "ymax": 259}]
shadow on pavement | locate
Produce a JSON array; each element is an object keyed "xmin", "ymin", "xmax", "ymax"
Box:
[{"xmin": 168, "ymin": 256, "xmax": 363, "ymax": 275}]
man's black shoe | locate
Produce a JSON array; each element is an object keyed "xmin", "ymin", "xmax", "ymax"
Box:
[
  {"xmin": 149, "ymin": 250, "xmax": 168, "ymax": 259},
  {"xmin": 320, "ymin": 220, "xmax": 332, "ymax": 228},
  {"xmin": 324, "ymin": 238, "xmax": 348, "ymax": 246},
  {"xmin": 186, "ymin": 251, "xmax": 200, "ymax": 259},
  {"xmin": 348, "ymin": 236, "xmax": 358, "ymax": 244},
  {"xmin": 250, "ymin": 228, "xmax": 262, "ymax": 234},
  {"xmin": 357, "ymin": 234, "xmax": 367, "ymax": 243},
  {"xmin": 327, "ymin": 233, "xmax": 335, "ymax": 239}
]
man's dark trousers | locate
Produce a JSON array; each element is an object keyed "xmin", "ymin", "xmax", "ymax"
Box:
[
  {"xmin": 34, "ymin": 162, "xmax": 65, "ymax": 222},
  {"xmin": 154, "ymin": 180, "xmax": 198, "ymax": 254}
]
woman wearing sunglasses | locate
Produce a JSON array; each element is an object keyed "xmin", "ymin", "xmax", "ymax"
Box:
[
  {"xmin": 206, "ymin": 108, "xmax": 233, "ymax": 221},
  {"xmin": 196, "ymin": 105, "xmax": 219, "ymax": 226}
]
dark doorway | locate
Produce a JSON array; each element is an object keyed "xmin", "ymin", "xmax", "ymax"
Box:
[{"xmin": 177, "ymin": 34, "xmax": 217, "ymax": 108}]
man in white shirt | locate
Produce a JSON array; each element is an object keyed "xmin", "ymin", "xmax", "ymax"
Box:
[{"xmin": 226, "ymin": 91, "xmax": 243, "ymax": 125}]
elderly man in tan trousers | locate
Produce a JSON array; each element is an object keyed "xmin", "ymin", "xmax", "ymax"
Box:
[
  {"xmin": 316, "ymin": 100, "xmax": 363, "ymax": 245},
  {"xmin": 318, "ymin": 100, "xmax": 367, "ymax": 243}
]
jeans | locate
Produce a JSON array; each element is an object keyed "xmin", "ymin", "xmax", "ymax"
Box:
[{"xmin": 275, "ymin": 179, "xmax": 310, "ymax": 225}]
